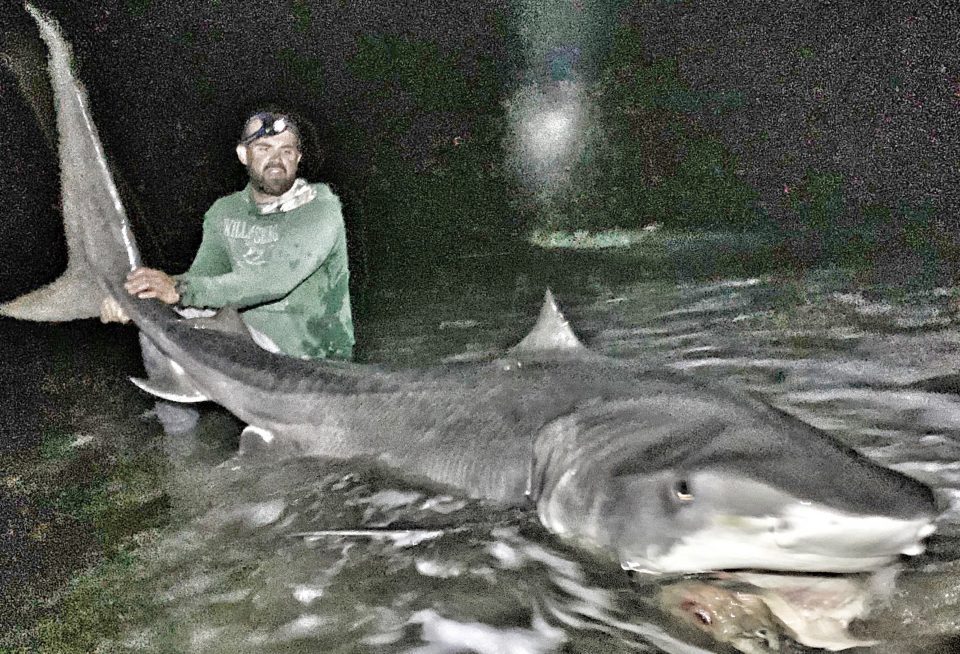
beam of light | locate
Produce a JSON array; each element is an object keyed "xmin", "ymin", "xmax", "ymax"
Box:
[
  {"xmin": 511, "ymin": 0, "xmax": 626, "ymax": 83},
  {"xmin": 506, "ymin": 80, "xmax": 588, "ymax": 194},
  {"xmin": 522, "ymin": 100, "xmax": 576, "ymax": 165},
  {"xmin": 505, "ymin": 1, "xmax": 625, "ymax": 199}
]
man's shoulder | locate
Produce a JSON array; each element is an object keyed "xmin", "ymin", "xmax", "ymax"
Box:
[
  {"xmin": 303, "ymin": 183, "xmax": 343, "ymax": 216},
  {"xmin": 308, "ymin": 182, "xmax": 338, "ymax": 202},
  {"xmin": 205, "ymin": 188, "xmax": 249, "ymax": 218}
]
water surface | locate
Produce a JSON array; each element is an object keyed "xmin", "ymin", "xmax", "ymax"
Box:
[{"xmin": 17, "ymin": 235, "xmax": 960, "ymax": 653}]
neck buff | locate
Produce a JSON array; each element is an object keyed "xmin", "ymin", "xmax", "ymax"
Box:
[{"xmin": 254, "ymin": 178, "xmax": 317, "ymax": 215}]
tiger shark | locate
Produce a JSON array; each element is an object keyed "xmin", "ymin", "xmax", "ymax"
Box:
[{"xmin": 3, "ymin": 4, "xmax": 939, "ymax": 575}]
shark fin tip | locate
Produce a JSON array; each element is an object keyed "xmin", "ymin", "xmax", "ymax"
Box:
[{"xmin": 510, "ymin": 290, "xmax": 585, "ymax": 355}]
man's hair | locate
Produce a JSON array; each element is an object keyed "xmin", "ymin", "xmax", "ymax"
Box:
[{"xmin": 239, "ymin": 110, "xmax": 302, "ymax": 147}]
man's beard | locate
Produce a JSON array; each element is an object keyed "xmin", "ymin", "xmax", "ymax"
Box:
[{"xmin": 249, "ymin": 163, "xmax": 296, "ymax": 197}]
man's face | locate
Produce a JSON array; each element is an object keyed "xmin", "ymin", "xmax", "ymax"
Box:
[{"xmin": 236, "ymin": 127, "xmax": 302, "ymax": 197}]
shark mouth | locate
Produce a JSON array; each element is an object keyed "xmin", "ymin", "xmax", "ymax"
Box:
[{"xmin": 623, "ymin": 502, "xmax": 937, "ymax": 575}]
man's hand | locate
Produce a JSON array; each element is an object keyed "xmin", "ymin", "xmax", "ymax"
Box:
[
  {"xmin": 124, "ymin": 267, "xmax": 180, "ymax": 304},
  {"xmin": 99, "ymin": 296, "xmax": 130, "ymax": 324}
]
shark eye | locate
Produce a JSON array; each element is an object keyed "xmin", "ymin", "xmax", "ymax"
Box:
[{"xmin": 674, "ymin": 479, "xmax": 694, "ymax": 502}]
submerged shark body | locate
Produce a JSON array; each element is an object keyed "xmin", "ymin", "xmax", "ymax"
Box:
[{"xmin": 5, "ymin": 4, "xmax": 940, "ymax": 575}]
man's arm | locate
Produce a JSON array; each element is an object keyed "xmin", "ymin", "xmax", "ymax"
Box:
[
  {"xmin": 124, "ymin": 268, "xmax": 180, "ymax": 303},
  {"xmin": 100, "ymin": 267, "xmax": 178, "ymax": 323},
  {"xmin": 100, "ymin": 296, "xmax": 131, "ymax": 323},
  {"xmin": 182, "ymin": 215, "xmax": 231, "ymax": 277},
  {"xmin": 115, "ymin": 210, "xmax": 231, "ymax": 311}
]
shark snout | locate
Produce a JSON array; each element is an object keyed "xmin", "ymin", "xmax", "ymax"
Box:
[
  {"xmin": 770, "ymin": 502, "xmax": 937, "ymax": 560},
  {"xmin": 613, "ymin": 472, "xmax": 940, "ymax": 575}
]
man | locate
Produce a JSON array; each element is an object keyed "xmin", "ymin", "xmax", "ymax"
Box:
[{"xmin": 106, "ymin": 111, "xmax": 354, "ymax": 361}]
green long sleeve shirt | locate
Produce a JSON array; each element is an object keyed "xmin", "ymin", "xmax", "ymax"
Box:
[{"xmin": 176, "ymin": 182, "xmax": 354, "ymax": 360}]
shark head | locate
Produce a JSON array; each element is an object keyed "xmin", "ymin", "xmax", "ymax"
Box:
[{"xmin": 530, "ymin": 390, "xmax": 938, "ymax": 575}]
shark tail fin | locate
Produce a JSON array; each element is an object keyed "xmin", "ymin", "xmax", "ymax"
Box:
[
  {"xmin": 0, "ymin": 6, "xmax": 101, "ymax": 323},
  {"xmin": 0, "ymin": 267, "xmax": 103, "ymax": 321},
  {"xmin": 2, "ymin": 4, "xmax": 142, "ymax": 323}
]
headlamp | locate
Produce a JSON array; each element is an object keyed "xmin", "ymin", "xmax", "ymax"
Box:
[{"xmin": 240, "ymin": 112, "xmax": 298, "ymax": 145}]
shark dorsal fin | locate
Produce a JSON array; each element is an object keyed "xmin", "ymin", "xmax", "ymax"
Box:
[{"xmin": 510, "ymin": 290, "xmax": 585, "ymax": 355}]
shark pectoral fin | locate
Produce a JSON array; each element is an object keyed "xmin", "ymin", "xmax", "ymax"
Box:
[
  {"xmin": 129, "ymin": 376, "xmax": 207, "ymax": 403},
  {"xmin": 239, "ymin": 425, "xmax": 276, "ymax": 455},
  {"xmin": 133, "ymin": 332, "xmax": 207, "ymax": 403}
]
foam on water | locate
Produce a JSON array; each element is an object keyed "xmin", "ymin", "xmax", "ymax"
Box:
[
  {"xmin": 292, "ymin": 585, "xmax": 324, "ymax": 605},
  {"xmin": 488, "ymin": 539, "xmax": 524, "ymax": 570},
  {"xmin": 415, "ymin": 558, "xmax": 466, "ymax": 579},
  {"xmin": 409, "ymin": 609, "xmax": 567, "ymax": 654},
  {"xmin": 271, "ymin": 614, "xmax": 328, "ymax": 643},
  {"xmin": 201, "ymin": 499, "xmax": 287, "ymax": 529}
]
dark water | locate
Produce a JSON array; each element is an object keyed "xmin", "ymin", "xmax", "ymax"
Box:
[{"xmin": 9, "ymin": 233, "xmax": 960, "ymax": 653}]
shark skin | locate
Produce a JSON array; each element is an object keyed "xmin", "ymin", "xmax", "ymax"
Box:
[{"xmin": 7, "ymin": 3, "xmax": 941, "ymax": 575}]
